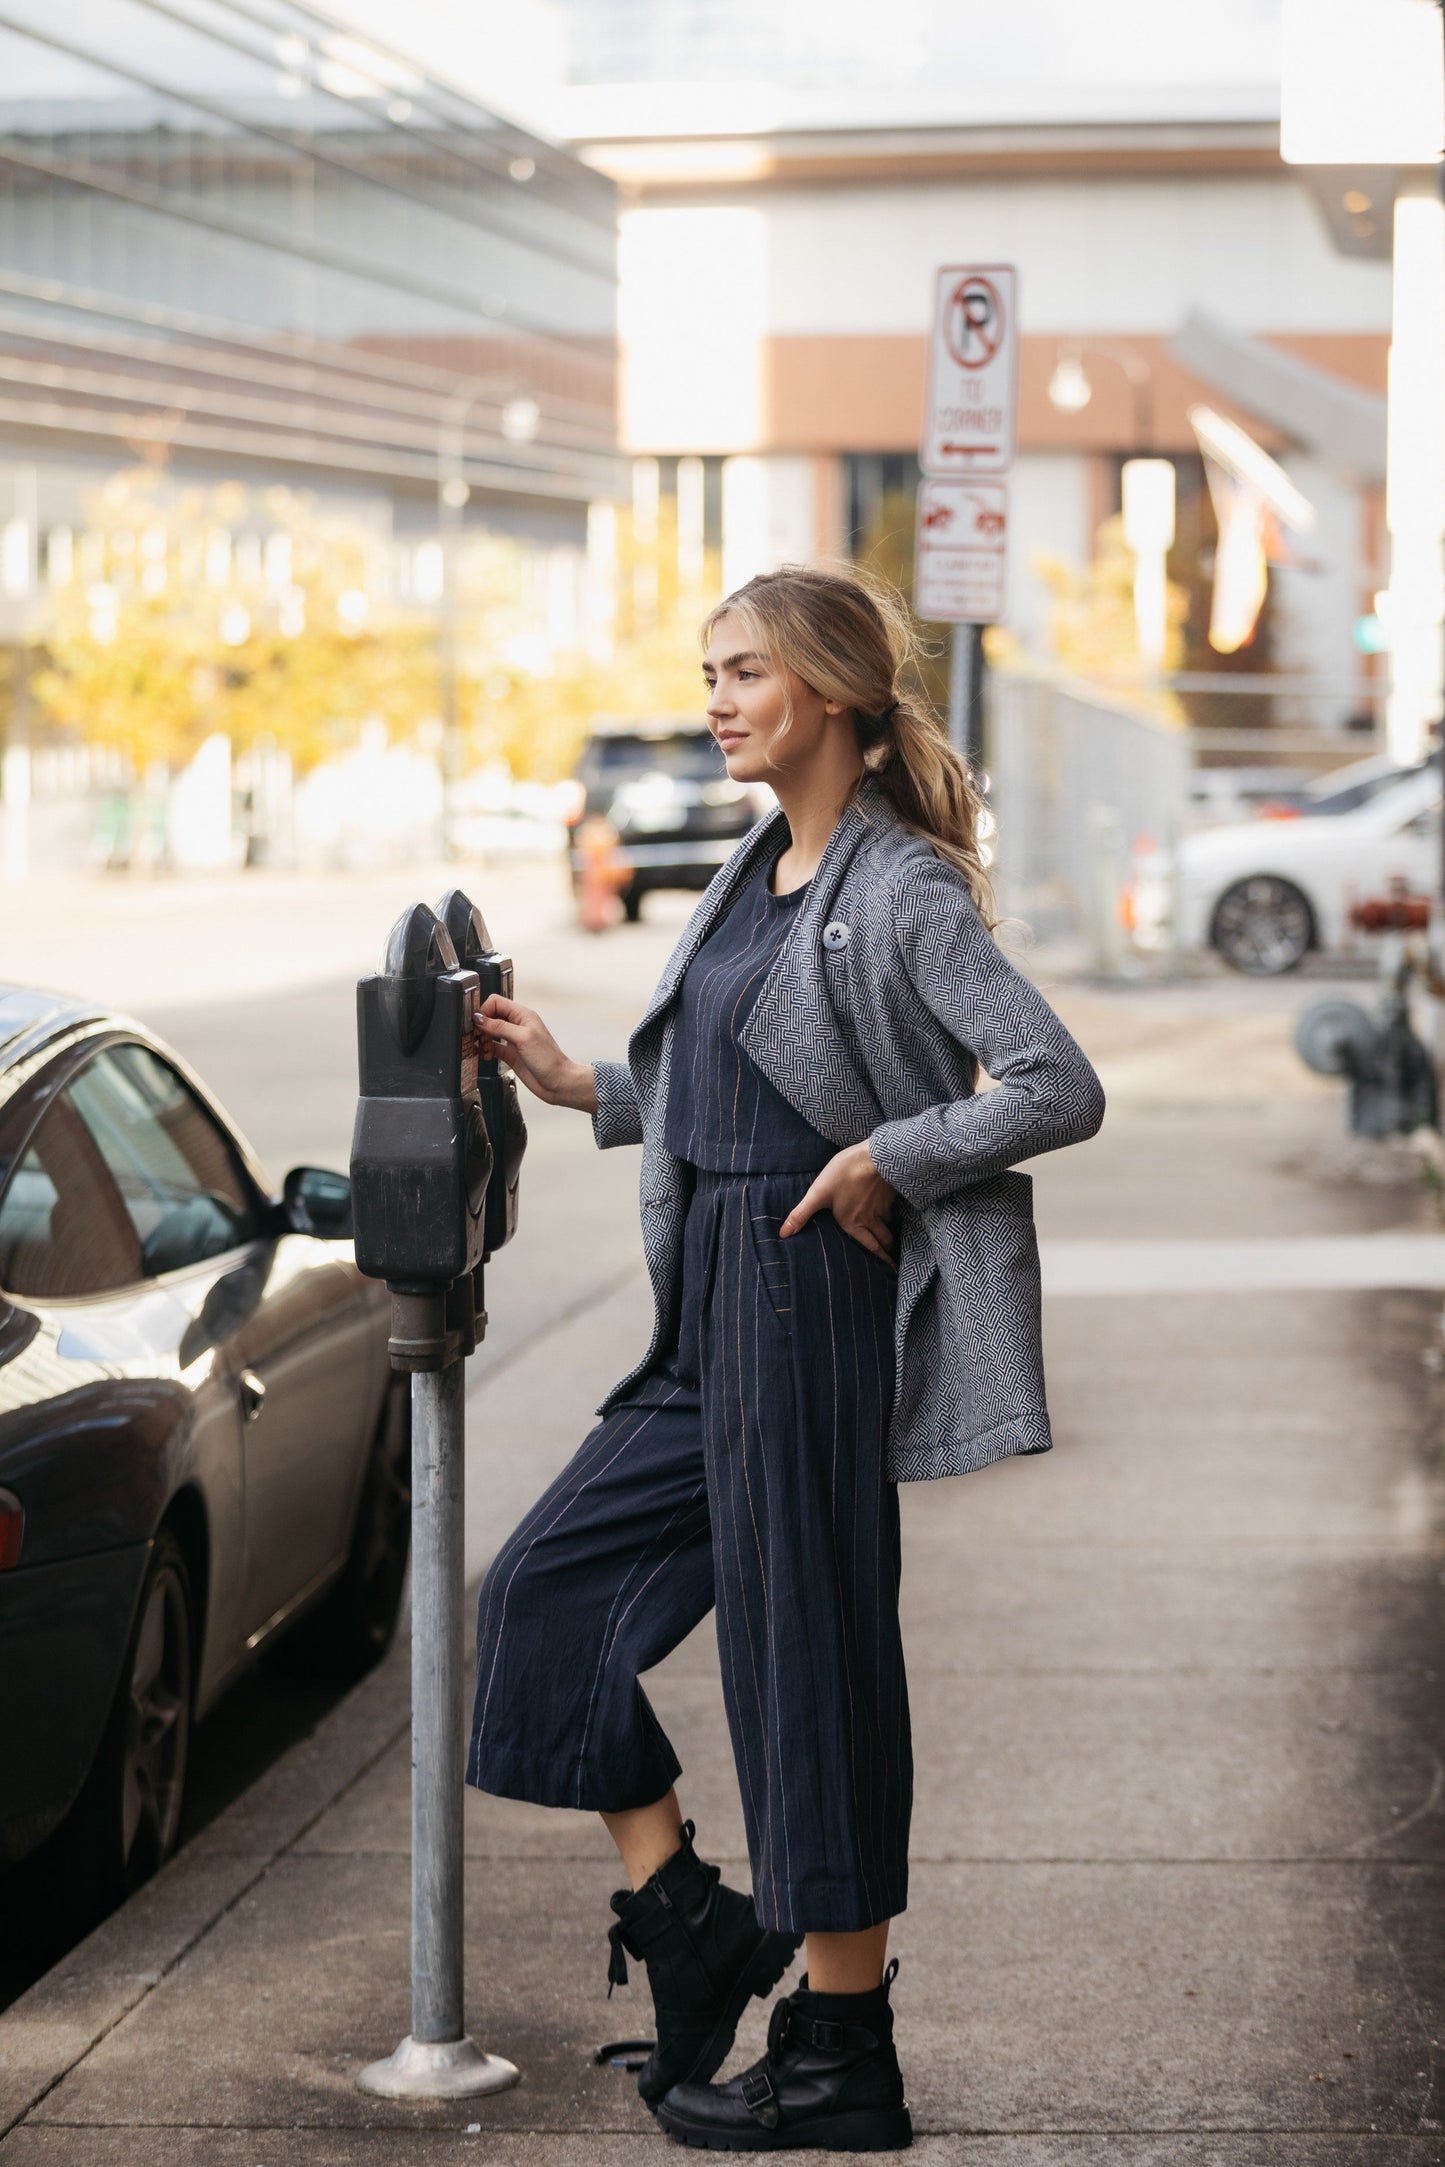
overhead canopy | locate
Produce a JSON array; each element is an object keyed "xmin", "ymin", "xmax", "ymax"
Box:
[{"xmin": 1169, "ymin": 310, "xmax": 1386, "ymax": 482}]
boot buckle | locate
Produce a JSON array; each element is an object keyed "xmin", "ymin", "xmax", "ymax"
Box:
[
  {"xmin": 809, "ymin": 2018, "xmax": 845, "ymax": 2053},
  {"xmin": 740, "ymin": 2066, "xmax": 780, "ymax": 2128}
]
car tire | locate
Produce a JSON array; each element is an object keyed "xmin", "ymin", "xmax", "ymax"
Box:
[
  {"xmin": 59, "ymin": 1529, "xmax": 193, "ymax": 1924},
  {"xmin": 1210, "ymin": 875, "xmax": 1315, "ymax": 976},
  {"xmin": 269, "ymin": 1378, "xmax": 411, "ymax": 1683}
]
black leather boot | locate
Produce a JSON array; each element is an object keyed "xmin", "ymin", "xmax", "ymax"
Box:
[
  {"xmin": 606, "ymin": 1820, "xmax": 802, "ymax": 2108},
  {"xmin": 654, "ymin": 1959, "xmax": 912, "ymax": 2151}
]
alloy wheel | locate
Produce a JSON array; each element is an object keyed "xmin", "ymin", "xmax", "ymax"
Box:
[
  {"xmin": 1212, "ymin": 876, "xmax": 1314, "ymax": 976},
  {"xmin": 121, "ymin": 1560, "xmax": 191, "ymax": 1879}
]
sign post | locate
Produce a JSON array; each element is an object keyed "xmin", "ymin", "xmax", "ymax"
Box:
[{"xmin": 918, "ymin": 265, "xmax": 1019, "ymax": 770}]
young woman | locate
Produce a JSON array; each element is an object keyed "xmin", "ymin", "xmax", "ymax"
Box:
[{"xmin": 467, "ymin": 563, "xmax": 1104, "ymax": 2153}]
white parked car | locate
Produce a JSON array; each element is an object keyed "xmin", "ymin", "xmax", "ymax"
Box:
[{"xmin": 1127, "ymin": 763, "xmax": 1440, "ymax": 975}]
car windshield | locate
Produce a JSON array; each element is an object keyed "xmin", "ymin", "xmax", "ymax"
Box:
[
  {"xmin": 1302, "ymin": 764, "xmax": 1411, "ymax": 815},
  {"xmin": 584, "ymin": 732, "xmax": 724, "ymax": 780}
]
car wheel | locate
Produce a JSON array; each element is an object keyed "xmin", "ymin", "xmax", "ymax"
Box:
[
  {"xmin": 269, "ymin": 1378, "xmax": 411, "ymax": 1682},
  {"xmin": 1210, "ymin": 875, "xmax": 1315, "ymax": 975},
  {"xmin": 60, "ymin": 1530, "xmax": 193, "ymax": 1921},
  {"xmin": 622, "ymin": 886, "xmax": 643, "ymax": 923}
]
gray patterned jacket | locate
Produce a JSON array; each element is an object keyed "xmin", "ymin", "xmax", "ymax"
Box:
[{"xmin": 590, "ymin": 774, "xmax": 1105, "ymax": 1482}]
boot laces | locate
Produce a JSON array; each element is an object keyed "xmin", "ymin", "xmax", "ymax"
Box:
[
  {"xmin": 603, "ymin": 1821, "xmax": 721, "ymax": 2000},
  {"xmin": 606, "ymin": 1918, "xmax": 637, "ymax": 1996}
]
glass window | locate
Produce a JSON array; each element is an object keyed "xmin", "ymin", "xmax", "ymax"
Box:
[
  {"xmin": 0, "ymin": 1100, "xmax": 143, "ymax": 1298},
  {"xmin": 587, "ymin": 733, "xmax": 725, "ymax": 778},
  {"xmin": 65, "ymin": 1045, "xmax": 261, "ymax": 1277}
]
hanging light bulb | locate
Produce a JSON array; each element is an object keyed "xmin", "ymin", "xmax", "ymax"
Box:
[{"xmin": 1048, "ymin": 353, "xmax": 1093, "ymax": 415}]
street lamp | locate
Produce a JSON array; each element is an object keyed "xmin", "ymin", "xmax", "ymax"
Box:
[
  {"xmin": 1046, "ymin": 342, "xmax": 1156, "ymax": 448},
  {"xmin": 436, "ymin": 386, "xmax": 486, "ymax": 861},
  {"xmin": 500, "ymin": 397, "xmax": 540, "ymax": 445},
  {"xmin": 435, "ymin": 387, "xmax": 547, "ymax": 856},
  {"xmin": 1046, "ymin": 353, "xmax": 1092, "ymax": 415}
]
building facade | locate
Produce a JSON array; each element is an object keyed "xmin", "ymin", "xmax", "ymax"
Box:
[
  {"xmin": 572, "ymin": 104, "xmax": 1392, "ymax": 725},
  {"xmin": 0, "ymin": 0, "xmax": 620, "ymax": 638}
]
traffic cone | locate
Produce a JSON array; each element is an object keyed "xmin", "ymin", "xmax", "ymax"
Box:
[{"xmin": 576, "ymin": 817, "xmax": 627, "ymax": 932}]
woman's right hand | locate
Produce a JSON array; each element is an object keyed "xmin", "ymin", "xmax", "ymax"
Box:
[{"xmin": 479, "ymin": 994, "xmax": 598, "ymax": 1114}]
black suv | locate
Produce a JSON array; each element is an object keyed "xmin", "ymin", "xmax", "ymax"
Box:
[{"xmin": 569, "ymin": 716, "xmax": 773, "ymax": 921}]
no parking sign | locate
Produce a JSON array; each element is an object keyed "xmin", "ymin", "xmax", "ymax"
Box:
[
  {"xmin": 918, "ymin": 264, "xmax": 1018, "ymax": 626},
  {"xmin": 920, "ymin": 264, "xmax": 1018, "ymax": 478}
]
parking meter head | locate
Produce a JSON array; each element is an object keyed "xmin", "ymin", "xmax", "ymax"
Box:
[
  {"xmin": 351, "ymin": 903, "xmax": 493, "ymax": 1292},
  {"xmin": 380, "ymin": 903, "xmax": 459, "ymax": 1054},
  {"xmin": 437, "ymin": 887, "xmax": 512, "ymax": 1005},
  {"xmin": 479, "ymin": 1066, "xmax": 526, "ymax": 1258},
  {"xmin": 434, "ymin": 888, "xmax": 527, "ymax": 1258},
  {"xmin": 437, "ymin": 888, "xmax": 493, "ymax": 963}
]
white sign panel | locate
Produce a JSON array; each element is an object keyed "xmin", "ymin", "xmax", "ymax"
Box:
[
  {"xmin": 920, "ymin": 264, "xmax": 1018, "ymax": 478},
  {"xmin": 913, "ymin": 478, "xmax": 1008, "ymax": 624}
]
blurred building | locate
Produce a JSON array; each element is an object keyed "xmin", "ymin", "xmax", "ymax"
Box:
[
  {"xmin": 0, "ymin": 0, "xmax": 620, "ymax": 643},
  {"xmin": 542, "ymin": 0, "xmax": 1392, "ymax": 727}
]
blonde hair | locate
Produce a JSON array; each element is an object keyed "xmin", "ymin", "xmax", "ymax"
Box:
[{"xmin": 702, "ymin": 562, "xmax": 995, "ymax": 924}]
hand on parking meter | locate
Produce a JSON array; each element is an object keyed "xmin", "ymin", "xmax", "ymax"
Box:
[{"xmin": 479, "ymin": 995, "xmax": 598, "ymax": 1115}]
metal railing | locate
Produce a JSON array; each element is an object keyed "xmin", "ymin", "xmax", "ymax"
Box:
[
  {"xmin": 987, "ymin": 670, "xmax": 1190, "ymax": 961},
  {"xmin": 985, "ymin": 665, "xmax": 1387, "ymax": 968}
]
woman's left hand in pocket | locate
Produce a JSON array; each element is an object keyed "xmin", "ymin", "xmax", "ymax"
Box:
[{"xmin": 779, "ymin": 1142, "xmax": 898, "ymax": 1267}]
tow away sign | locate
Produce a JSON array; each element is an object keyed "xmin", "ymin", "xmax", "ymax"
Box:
[
  {"xmin": 920, "ymin": 265, "xmax": 1018, "ymax": 478},
  {"xmin": 913, "ymin": 478, "xmax": 1008, "ymax": 625}
]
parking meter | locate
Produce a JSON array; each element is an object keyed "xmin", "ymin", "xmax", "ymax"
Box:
[
  {"xmin": 352, "ymin": 885, "xmax": 528, "ymax": 2104},
  {"xmin": 437, "ymin": 888, "xmax": 526, "ymax": 1261},
  {"xmin": 351, "ymin": 901, "xmax": 492, "ymax": 1370}
]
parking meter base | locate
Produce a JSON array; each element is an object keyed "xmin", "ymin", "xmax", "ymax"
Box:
[
  {"xmin": 386, "ymin": 1279, "xmax": 481, "ymax": 1371},
  {"xmin": 357, "ymin": 2034, "xmax": 521, "ymax": 2100}
]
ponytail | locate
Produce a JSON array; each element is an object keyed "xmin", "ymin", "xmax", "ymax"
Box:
[{"xmin": 702, "ymin": 563, "xmax": 995, "ymax": 925}]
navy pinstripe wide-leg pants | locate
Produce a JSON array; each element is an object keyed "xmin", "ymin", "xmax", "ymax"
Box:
[{"xmin": 466, "ymin": 1169, "xmax": 912, "ymax": 1934}]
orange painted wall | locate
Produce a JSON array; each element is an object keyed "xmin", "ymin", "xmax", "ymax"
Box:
[{"xmin": 760, "ymin": 331, "xmax": 1387, "ymax": 456}]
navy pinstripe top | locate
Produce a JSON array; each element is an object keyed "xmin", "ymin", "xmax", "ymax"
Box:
[{"xmin": 664, "ymin": 849, "xmax": 836, "ymax": 1174}]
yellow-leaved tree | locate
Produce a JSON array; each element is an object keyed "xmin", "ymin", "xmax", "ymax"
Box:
[
  {"xmin": 454, "ymin": 494, "xmax": 722, "ymax": 782},
  {"xmin": 31, "ymin": 471, "xmax": 438, "ymax": 777},
  {"xmin": 1027, "ymin": 514, "xmax": 1189, "ymax": 699}
]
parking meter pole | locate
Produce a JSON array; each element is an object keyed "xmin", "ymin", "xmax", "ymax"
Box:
[
  {"xmin": 357, "ymin": 1296, "xmax": 518, "ymax": 2102},
  {"xmin": 352, "ymin": 897, "xmax": 524, "ymax": 2105},
  {"xmin": 411, "ymin": 1356, "xmax": 466, "ymax": 2046}
]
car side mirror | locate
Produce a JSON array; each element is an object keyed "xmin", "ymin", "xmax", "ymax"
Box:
[{"xmin": 283, "ymin": 1166, "xmax": 354, "ymax": 1239}]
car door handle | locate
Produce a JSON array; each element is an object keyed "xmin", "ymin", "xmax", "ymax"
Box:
[{"xmin": 238, "ymin": 1370, "xmax": 267, "ymax": 1423}]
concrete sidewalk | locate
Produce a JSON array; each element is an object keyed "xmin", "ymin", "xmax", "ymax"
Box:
[{"xmin": 3, "ymin": 1003, "xmax": 1444, "ymax": 2162}]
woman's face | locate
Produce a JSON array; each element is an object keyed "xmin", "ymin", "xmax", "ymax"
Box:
[{"xmin": 701, "ymin": 611, "xmax": 846, "ymax": 785}]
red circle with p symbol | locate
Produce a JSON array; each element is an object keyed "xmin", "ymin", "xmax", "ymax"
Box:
[{"xmin": 945, "ymin": 275, "xmax": 1004, "ymax": 370}]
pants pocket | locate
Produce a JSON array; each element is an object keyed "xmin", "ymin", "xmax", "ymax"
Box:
[{"xmin": 742, "ymin": 1203, "xmax": 795, "ymax": 1334}]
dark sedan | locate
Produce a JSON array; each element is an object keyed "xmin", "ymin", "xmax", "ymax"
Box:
[
  {"xmin": 567, "ymin": 716, "xmax": 772, "ymax": 921},
  {"xmin": 0, "ymin": 985, "xmax": 406, "ymax": 1914}
]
